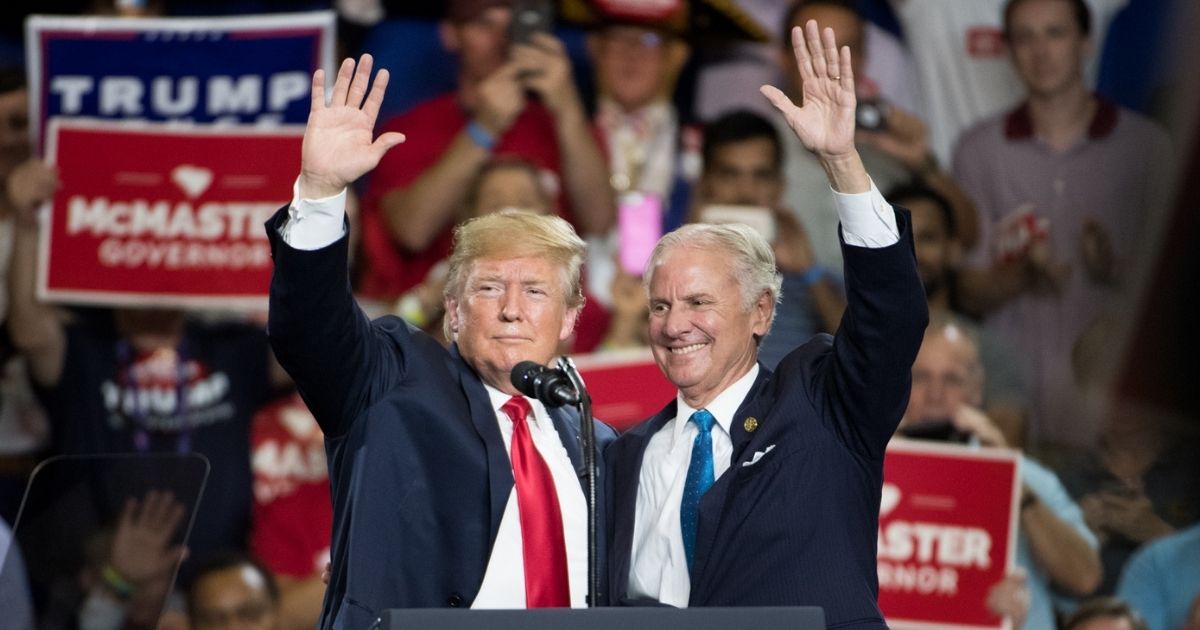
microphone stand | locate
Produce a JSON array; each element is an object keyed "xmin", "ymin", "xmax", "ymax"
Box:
[{"xmin": 556, "ymin": 355, "xmax": 598, "ymax": 607}]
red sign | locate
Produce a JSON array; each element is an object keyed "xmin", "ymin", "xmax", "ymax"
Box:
[
  {"xmin": 573, "ymin": 349, "xmax": 675, "ymax": 432},
  {"xmin": 879, "ymin": 440, "xmax": 1021, "ymax": 630},
  {"xmin": 41, "ymin": 120, "xmax": 301, "ymax": 309}
]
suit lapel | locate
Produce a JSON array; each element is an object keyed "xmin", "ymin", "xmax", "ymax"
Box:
[
  {"xmin": 548, "ymin": 406, "xmax": 585, "ymax": 487},
  {"xmin": 611, "ymin": 400, "xmax": 677, "ymax": 600},
  {"xmin": 449, "ymin": 344, "xmax": 513, "ymax": 547},
  {"xmin": 690, "ymin": 365, "xmax": 775, "ymax": 600}
]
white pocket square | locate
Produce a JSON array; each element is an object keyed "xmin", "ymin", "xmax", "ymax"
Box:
[{"xmin": 742, "ymin": 444, "xmax": 776, "ymax": 467}]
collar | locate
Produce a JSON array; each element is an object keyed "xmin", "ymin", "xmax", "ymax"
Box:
[
  {"xmin": 1004, "ymin": 95, "xmax": 1119, "ymax": 141},
  {"xmin": 672, "ymin": 364, "xmax": 760, "ymax": 442},
  {"xmin": 484, "ymin": 384, "xmax": 548, "ymax": 430}
]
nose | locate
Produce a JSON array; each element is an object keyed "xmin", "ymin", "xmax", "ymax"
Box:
[
  {"xmin": 661, "ymin": 305, "xmax": 691, "ymax": 338},
  {"xmin": 499, "ymin": 289, "xmax": 522, "ymax": 322}
]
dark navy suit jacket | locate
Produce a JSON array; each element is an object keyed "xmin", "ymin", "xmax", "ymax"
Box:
[
  {"xmin": 265, "ymin": 210, "xmax": 617, "ymax": 629},
  {"xmin": 606, "ymin": 209, "xmax": 927, "ymax": 629}
]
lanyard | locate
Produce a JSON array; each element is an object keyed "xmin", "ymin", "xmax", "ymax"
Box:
[{"xmin": 115, "ymin": 338, "xmax": 192, "ymax": 454}]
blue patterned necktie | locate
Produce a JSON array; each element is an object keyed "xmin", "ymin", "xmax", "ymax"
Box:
[{"xmin": 680, "ymin": 408, "xmax": 716, "ymax": 572}]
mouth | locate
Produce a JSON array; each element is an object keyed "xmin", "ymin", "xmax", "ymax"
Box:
[{"xmin": 668, "ymin": 342, "xmax": 707, "ymax": 355}]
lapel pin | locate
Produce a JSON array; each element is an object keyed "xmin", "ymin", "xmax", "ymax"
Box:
[{"xmin": 743, "ymin": 417, "xmax": 758, "ymax": 433}]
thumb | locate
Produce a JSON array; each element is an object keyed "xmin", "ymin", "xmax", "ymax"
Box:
[
  {"xmin": 760, "ymin": 85, "xmax": 795, "ymax": 116},
  {"xmin": 372, "ymin": 132, "xmax": 406, "ymax": 160}
]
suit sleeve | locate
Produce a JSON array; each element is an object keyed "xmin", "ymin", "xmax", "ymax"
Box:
[
  {"xmin": 813, "ymin": 207, "xmax": 928, "ymax": 460},
  {"xmin": 265, "ymin": 206, "xmax": 407, "ymax": 438}
]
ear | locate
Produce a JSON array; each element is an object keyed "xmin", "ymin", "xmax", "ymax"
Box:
[
  {"xmin": 445, "ymin": 296, "xmax": 462, "ymax": 336},
  {"xmin": 558, "ymin": 305, "xmax": 581, "ymax": 343},
  {"xmin": 750, "ymin": 289, "xmax": 775, "ymax": 338},
  {"xmin": 439, "ymin": 20, "xmax": 461, "ymax": 54}
]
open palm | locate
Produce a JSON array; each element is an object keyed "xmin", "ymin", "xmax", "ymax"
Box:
[
  {"xmin": 761, "ymin": 20, "xmax": 857, "ymax": 160},
  {"xmin": 300, "ymin": 54, "xmax": 405, "ymax": 198}
]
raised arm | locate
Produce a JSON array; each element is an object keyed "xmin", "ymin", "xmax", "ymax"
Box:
[
  {"xmin": 763, "ymin": 22, "xmax": 926, "ymax": 457},
  {"xmin": 6, "ymin": 159, "xmax": 66, "ymax": 388},
  {"xmin": 268, "ymin": 55, "xmax": 407, "ymax": 437}
]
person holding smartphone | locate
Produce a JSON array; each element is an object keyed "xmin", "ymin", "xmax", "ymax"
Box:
[{"xmin": 357, "ymin": 0, "xmax": 615, "ymax": 304}]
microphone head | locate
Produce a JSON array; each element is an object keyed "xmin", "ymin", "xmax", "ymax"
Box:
[{"xmin": 510, "ymin": 360, "xmax": 545, "ymax": 397}]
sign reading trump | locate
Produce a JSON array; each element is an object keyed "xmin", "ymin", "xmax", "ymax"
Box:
[
  {"xmin": 25, "ymin": 12, "xmax": 334, "ymax": 148},
  {"xmin": 39, "ymin": 120, "xmax": 300, "ymax": 309},
  {"xmin": 878, "ymin": 440, "xmax": 1021, "ymax": 630}
]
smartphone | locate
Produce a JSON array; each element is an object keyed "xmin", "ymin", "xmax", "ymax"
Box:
[
  {"xmin": 897, "ymin": 419, "xmax": 972, "ymax": 444},
  {"xmin": 510, "ymin": 0, "xmax": 554, "ymax": 46},
  {"xmin": 855, "ymin": 98, "xmax": 889, "ymax": 132},
  {"xmin": 699, "ymin": 205, "xmax": 778, "ymax": 243},
  {"xmin": 618, "ymin": 192, "xmax": 664, "ymax": 276}
]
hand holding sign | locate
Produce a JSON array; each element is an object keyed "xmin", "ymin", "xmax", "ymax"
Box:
[{"xmin": 300, "ymin": 55, "xmax": 405, "ymax": 199}]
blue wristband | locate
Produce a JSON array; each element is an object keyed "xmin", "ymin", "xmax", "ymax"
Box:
[
  {"xmin": 801, "ymin": 265, "xmax": 826, "ymax": 287},
  {"xmin": 466, "ymin": 120, "xmax": 496, "ymax": 152}
]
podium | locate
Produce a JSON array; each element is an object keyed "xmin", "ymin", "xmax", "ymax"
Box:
[{"xmin": 379, "ymin": 607, "xmax": 825, "ymax": 629}]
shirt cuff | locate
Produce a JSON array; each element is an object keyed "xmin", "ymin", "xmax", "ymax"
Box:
[
  {"xmin": 280, "ymin": 176, "xmax": 348, "ymax": 251},
  {"xmin": 831, "ymin": 179, "xmax": 900, "ymax": 249}
]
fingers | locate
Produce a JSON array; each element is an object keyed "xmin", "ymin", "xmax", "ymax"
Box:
[
  {"xmin": 792, "ymin": 26, "xmax": 815, "ymax": 85},
  {"xmin": 346, "ymin": 54, "xmax": 374, "ymax": 110},
  {"xmin": 362, "ymin": 67, "xmax": 389, "ymax": 123},
  {"xmin": 805, "ymin": 20, "xmax": 827, "ymax": 80},
  {"xmin": 330, "ymin": 57, "xmax": 355, "ymax": 108},
  {"xmin": 840, "ymin": 44, "xmax": 854, "ymax": 92},
  {"xmin": 310, "ymin": 68, "xmax": 326, "ymax": 111},
  {"xmin": 822, "ymin": 26, "xmax": 840, "ymax": 80}
]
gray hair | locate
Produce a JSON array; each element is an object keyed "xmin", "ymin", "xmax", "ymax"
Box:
[{"xmin": 643, "ymin": 222, "xmax": 783, "ymax": 331}]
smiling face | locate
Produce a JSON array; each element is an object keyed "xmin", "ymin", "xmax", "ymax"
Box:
[
  {"xmin": 446, "ymin": 255, "xmax": 579, "ymax": 393},
  {"xmin": 647, "ymin": 245, "xmax": 771, "ymax": 408}
]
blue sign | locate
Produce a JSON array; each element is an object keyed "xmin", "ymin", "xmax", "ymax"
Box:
[{"xmin": 26, "ymin": 12, "xmax": 335, "ymax": 147}]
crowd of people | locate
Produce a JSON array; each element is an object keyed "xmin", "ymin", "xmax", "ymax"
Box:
[{"xmin": 0, "ymin": 0, "xmax": 1196, "ymax": 629}]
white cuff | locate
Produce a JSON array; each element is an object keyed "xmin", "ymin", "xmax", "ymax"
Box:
[
  {"xmin": 280, "ymin": 176, "xmax": 348, "ymax": 251},
  {"xmin": 831, "ymin": 179, "xmax": 900, "ymax": 249}
]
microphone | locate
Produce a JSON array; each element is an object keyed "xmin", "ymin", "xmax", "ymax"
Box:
[{"xmin": 510, "ymin": 361, "xmax": 580, "ymax": 408}]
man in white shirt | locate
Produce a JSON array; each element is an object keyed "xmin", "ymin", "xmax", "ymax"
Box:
[
  {"xmin": 265, "ymin": 55, "xmax": 616, "ymax": 628},
  {"xmin": 605, "ymin": 21, "xmax": 928, "ymax": 628}
]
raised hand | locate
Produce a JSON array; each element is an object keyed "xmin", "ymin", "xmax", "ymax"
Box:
[
  {"xmin": 760, "ymin": 20, "xmax": 857, "ymax": 162},
  {"xmin": 109, "ymin": 490, "xmax": 187, "ymax": 585},
  {"xmin": 512, "ymin": 33, "xmax": 582, "ymax": 117},
  {"xmin": 300, "ymin": 54, "xmax": 405, "ymax": 199}
]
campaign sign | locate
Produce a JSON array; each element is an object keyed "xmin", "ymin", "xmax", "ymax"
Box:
[
  {"xmin": 40, "ymin": 119, "xmax": 301, "ymax": 309},
  {"xmin": 573, "ymin": 349, "xmax": 676, "ymax": 432},
  {"xmin": 878, "ymin": 440, "xmax": 1021, "ymax": 630},
  {"xmin": 25, "ymin": 12, "xmax": 334, "ymax": 148}
]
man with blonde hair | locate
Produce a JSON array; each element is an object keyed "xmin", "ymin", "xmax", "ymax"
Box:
[{"xmin": 266, "ymin": 55, "xmax": 615, "ymax": 628}]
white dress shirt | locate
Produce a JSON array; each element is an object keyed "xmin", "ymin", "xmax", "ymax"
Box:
[
  {"xmin": 628, "ymin": 182, "xmax": 900, "ymax": 607},
  {"xmin": 628, "ymin": 365, "xmax": 758, "ymax": 607},
  {"xmin": 472, "ymin": 387, "xmax": 588, "ymax": 608}
]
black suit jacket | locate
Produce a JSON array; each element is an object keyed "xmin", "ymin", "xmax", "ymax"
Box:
[
  {"xmin": 607, "ymin": 209, "xmax": 927, "ymax": 628},
  {"xmin": 265, "ymin": 210, "xmax": 617, "ymax": 629}
]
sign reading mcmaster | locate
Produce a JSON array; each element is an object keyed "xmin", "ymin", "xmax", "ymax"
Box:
[
  {"xmin": 25, "ymin": 12, "xmax": 335, "ymax": 148},
  {"xmin": 40, "ymin": 120, "xmax": 300, "ymax": 308},
  {"xmin": 878, "ymin": 440, "xmax": 1021, "ymax": 630}
]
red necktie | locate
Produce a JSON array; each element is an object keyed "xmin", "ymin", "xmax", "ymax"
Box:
[{"xmin": 501, "ymin": 395, "xmax": 571, "ymax": 607}]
